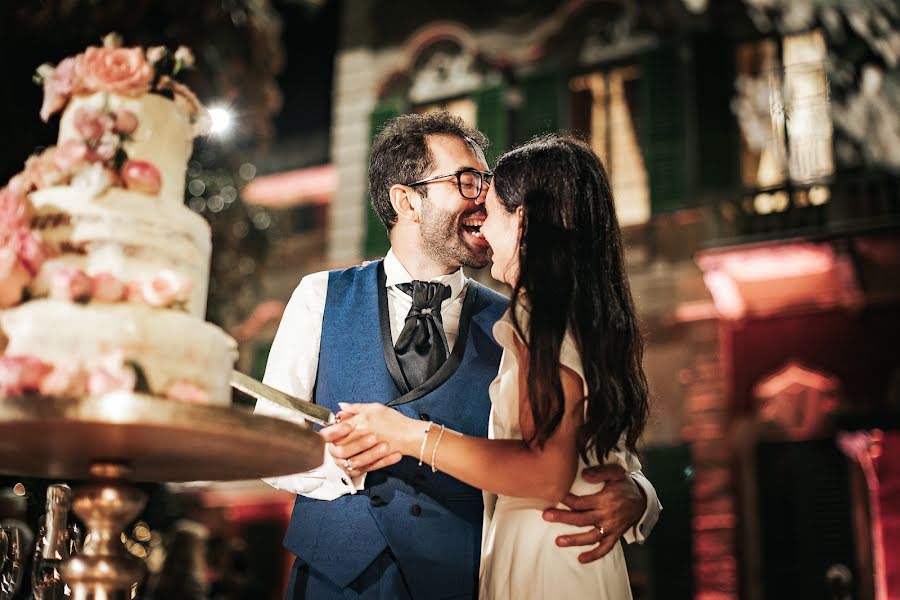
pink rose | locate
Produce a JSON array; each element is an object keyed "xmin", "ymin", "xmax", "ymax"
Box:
[
  {"xmin": 0, "ymin": 245, "xmax": 31, "ymax": 308},
  {"xmin": 165, "ymin": 380, "xmax": 210, "ymax": 404},
  {"xmin": 121, "ymin": 160, "xmax": 161, "ymax": 195},
  {"xmin": 40, "ymin": 56, "xmax": 82, "ymax": 122},
  {"xmin": 49, "ymin": 266, "xmax": 93, "ymax": 302},
  {"xmin": 0, "ymin": 187, "xmax": 32, "ymax": 231},
  {"xmin": 7, "ymin": 173, "xmax": 30, "ymax": 197},
  {"xmin": 73, "ymin": 106, "xmax": 114, "ymax": 144},
  {"xmin": 10, "ymin": 229, "xmax": 54, "ymax": 276},
  {"xmin": 113, "ymin": 109, "xmax": 139, "ymax": 135},
  {"xmin": 141, "ymin": 270, "xmax": 192, "ymax": 307},
  {"xmin": 91, "ymin": 272, "xmax": 125, "ymax": 302},
  {"xmin": 39, "ymin": 359, "xmax": 88, "ymax": 397},
  {"xmin": 54, "ymin": 140, "xmax": 89, "ymax": 173},
  {"xmin": 77, "ymin": 46, "xmax": 154, "ymax": 97},
  {"xmin": 87, "ymin": 353, "xmax": 136, "ymax": 395},
  {"xmin": 0, "ymin": 355, "xmax": 53, "ymax": 396},
  {"xmin": 23, "ymin": 150, "xmax": 65, "ymax": 190}
]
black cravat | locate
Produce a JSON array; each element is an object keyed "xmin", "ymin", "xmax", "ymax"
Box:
[{"xmin": 394, "ymin": 280, "xmax": 452, "ymax": 390}]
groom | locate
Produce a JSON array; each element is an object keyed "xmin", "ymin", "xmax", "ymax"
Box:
[{"xmin": 257, "ymin": 111, "xmax": 661, "ymax": 599}]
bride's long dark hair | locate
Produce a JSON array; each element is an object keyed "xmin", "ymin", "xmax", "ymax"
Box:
[{"xmin": 492, "ymin": 134, "xmax": 649, "ymax": 458}]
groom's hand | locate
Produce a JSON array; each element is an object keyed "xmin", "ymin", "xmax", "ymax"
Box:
[
  {"xmin": 322, "ymin": 421, "xmax": 402, "ymax": 476},
  {"xmin": 541, "ymin": 464, "xmax": 646, "ymax": 563}
]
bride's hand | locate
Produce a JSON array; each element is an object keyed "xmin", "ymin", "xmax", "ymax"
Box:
[{"xmin": 323, "ymin": 403, "xmax": 420, "ymax": 456}]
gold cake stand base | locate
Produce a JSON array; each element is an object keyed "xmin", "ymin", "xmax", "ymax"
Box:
[{"xmin": 0, "ymin": 393, "xmax": 324, "ymax": 599}]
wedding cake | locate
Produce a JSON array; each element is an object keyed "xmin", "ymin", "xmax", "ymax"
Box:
[{"xmin": 0, "ymin": 34, "xmax": 237, "ymax": 406}]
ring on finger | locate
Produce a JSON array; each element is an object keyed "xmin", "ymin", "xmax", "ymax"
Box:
[
  {"xmin": 597, "ymin": 525, "xmax": 605, "ymax": 536},
  {"xmin": 343, "ymin": 459, "xmax": 356, "ymax": 471}
]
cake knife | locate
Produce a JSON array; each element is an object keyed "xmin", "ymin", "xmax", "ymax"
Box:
[{"xmin": 230, "ymin": 369, "xmax": 337, "ymax": 427}]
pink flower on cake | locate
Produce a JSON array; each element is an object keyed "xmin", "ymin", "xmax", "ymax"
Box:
[
  {"xmin": 91, "ymin": 272, "xmax": 126, "ymax": 302},
  {"xmin": 112, "ymin": 109, "xmax": 139, "ymax": 135},
  {"xmin": 39, "ymin": 56, "xmax": 82, "ymax": 122},
  {"xmin": 166, "ymin": 380, "xmax": 210, "ymax": 404},
  {"xmin": 87, "ymin": 352, "xmax": 137, "ymax": 395},
  {"xmin": 54, "ymin": 140, "xmax": 89, "ymax": 173},
  {"xmin": 0, "ymin": 355, "xmax": 53, "ymax": 396},
  {"xmin": 121, "ymin": 160, "xmax": 162, "ymax": 195},
  {"xmin": 141, "ymin": 270, "xmax": 192, "ymax": 307},
  {"xmin": 78, "ymin": 46, "xmax": 154, "ymax": 97},
  {"xmin": 0, "ymin": 244, "xmax": 31, "ymax": 308},
  {"xmin": 22, "ymin": 151, "xmax": 66, "ymax": 190},
  {"xmin": 0, "ymin": 187, "xmax": 33, "ymax": 231},
  {"xmin": 146, "ymin": 46, "xmax": 167, "ymax": 64},
  {"xmin": 7, "ymin": 172, "xmax": 30, "ymax": 197},
  {"xmin": 40, "ymin": 359, "xmax": 88, "ymax": 397},
  {"xmin": 174, "ymin": 46, "xmax": 195, "ymax": 69},
  {"xmin": 10, "ymin": 229, "xmax": 54, "ymax": 276},
  {"xmin": 90, "ymin": 132, "xmax": 120, "ymax": 163},
  {"xmin": 73, "ymin": 106, "xmax": 114, "ymax": 144},
  {"xmin": 49, "ymin": 266, "xmax": 93, "ymax": 302}
]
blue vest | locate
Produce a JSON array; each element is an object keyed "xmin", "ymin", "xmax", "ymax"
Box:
[{"xmin": 283, "ymin": 261, "xmax": 508, "ymax": 598}]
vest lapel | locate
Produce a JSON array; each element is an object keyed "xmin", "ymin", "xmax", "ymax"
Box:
[{"xmin": 380, "ymin": 270, "xmax": 480, "ymax": 407}]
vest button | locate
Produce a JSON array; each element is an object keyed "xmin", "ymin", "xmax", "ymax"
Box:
[
  {"xmin": 370, "ymin": 495, "xmax": 386, "ymax": 507},
  {"xmin": 410, "ymin": 504, "xmax": 422, "ymax": 517},
  {"xmin": 420, "ymin": 413, "xmax": 431, "ymax": 421}
]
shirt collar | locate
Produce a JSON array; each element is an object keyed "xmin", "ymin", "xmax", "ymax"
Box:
[{"xmin": 383, "ymin": 249, "xmax": 466, "ymax": 303}]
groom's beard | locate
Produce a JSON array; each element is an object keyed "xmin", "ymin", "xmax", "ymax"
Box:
[{"xmin": 419, "ymin": 199, "xmax": 490, "ymax": 269}]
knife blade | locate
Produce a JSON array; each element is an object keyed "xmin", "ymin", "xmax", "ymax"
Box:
[{"xmin": 230, "ymin": 369, "xmax": 336, "ymax": 427}]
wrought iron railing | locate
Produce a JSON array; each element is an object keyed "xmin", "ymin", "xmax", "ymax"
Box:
[{"xmin": 705, "ymin": 171, "xmax": 900, "ymax": 247}]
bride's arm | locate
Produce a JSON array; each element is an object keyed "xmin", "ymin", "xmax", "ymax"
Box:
[{"xmin": 325, "ymin": 365, "xmax": 585, "ymax": 505}]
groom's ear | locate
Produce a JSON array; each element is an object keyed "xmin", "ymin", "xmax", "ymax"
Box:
[{"xmin": 389, "ymin": 184, "xmax": 422, "ymax": 224}]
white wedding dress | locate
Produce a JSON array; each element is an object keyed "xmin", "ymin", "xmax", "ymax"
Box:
[{"xmin": 479, "ymin": 312, "xmax": 636, "ymax": 600}]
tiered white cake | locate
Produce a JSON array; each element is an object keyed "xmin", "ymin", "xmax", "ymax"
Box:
[{"xmin": 0, "ymin": 35, "xmax": 236, "ymax": 406}]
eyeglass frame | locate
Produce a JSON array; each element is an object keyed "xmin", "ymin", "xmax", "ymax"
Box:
[{"xmin": 405, "ymin": 167, "xmax": 494, "ymax": 200}]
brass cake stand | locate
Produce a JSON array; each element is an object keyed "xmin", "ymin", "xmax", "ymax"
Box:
[{"xmin": 0, "ymin": 392, "xmax": 324, "ymax": 600}]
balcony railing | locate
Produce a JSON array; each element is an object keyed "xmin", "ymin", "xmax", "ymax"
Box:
[{"xmin": 706, "ymin": 171, "xmax": 900, "ymax": 248}]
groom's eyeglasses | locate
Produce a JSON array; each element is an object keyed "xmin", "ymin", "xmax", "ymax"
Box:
[{"xmin": 406, "ymin": 168, "xmax": 493, "ymax": 200}]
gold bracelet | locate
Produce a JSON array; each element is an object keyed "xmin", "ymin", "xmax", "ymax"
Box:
[
  {"xmin": 418, "ymin": 421, "xmax": 433, "ymax": 466},
  {"xmin": 431, "ymin": 424, "xmax": 446, "ymax": 473}
]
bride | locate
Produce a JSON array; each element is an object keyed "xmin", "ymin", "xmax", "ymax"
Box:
[{"xmin": 326, "ymin": 134, "xmax": 649, "ymax": 599}]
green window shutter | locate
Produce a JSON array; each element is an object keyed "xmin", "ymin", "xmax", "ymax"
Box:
[
  {"xmin": 693, "ymin": 35, "xmax": 740, "ymax": 192},
  {"xmin": 474, "ymin": 84, "xmax": 509, "ymax": 167},
  {"xmin": 518, "ymin": 72, "xmax": 561, "ymax": 144},
  {"xmin": 364, "ymin": 102, "xmax": 402, "ymax": 258},
  {"xmin": 641, "ymin": 46, "xmax": 688, "ymax": 214}
]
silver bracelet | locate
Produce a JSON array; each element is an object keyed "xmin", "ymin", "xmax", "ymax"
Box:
[
  {"xmin": 431, "ymin": 424, "xmax": 446, "ymax": 473},
  {"xmin": 418, "ymin": 421, "xmax": 433, "ymax": 466}
]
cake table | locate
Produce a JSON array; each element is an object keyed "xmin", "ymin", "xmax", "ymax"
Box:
[{"xmin": 0, "ymin": 393, "xmax": 323, "ymax": 599}]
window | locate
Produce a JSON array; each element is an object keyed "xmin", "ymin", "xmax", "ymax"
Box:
[
  {"xmin": 570, "ymin": 66, "xmax": 650, "ymax": 227},
  {"xmin": 734, "ymin": 30, "xmax": 833, "ymax": 215}
]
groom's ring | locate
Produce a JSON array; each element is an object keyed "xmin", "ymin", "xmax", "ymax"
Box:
[
  {"xmin": 344, "ymin": 459, "xmax": 356, "ymax": 471},
  {"xmin": 597, "ymin": 525, "xmax": 605, "ymax": 536}
]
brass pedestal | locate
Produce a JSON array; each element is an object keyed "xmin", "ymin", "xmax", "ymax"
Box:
[{"xmin": 0, "ymin": 393, "xmax": 324, "ymax": 599}]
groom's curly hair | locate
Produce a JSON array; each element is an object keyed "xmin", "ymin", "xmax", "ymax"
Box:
[{"xmin": 368, "ymin": 110, "xmax": 488, "ymax": 230}]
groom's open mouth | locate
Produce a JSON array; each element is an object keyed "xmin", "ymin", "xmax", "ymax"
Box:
[{"xmin": 461, "ymin": 215, "xmax": 486, "ymax": 243}]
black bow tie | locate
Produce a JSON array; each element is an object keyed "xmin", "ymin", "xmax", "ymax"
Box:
[{"xmin": 394, "ymin": 281, "xmax": 452, "ymax": 390}]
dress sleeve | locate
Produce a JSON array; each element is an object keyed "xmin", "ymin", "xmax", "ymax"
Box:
[{"xmin": 558, "ymin": 331, "xmax": 662, "ymax": 543}]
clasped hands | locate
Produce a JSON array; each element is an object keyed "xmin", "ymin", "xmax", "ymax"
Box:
[{"xmin": 321, "ymin": 402, "xmax": 645, "ymax": 563}]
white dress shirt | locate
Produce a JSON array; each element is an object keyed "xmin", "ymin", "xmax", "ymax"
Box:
[{"xmin": 255, "ymin": 250, "xmax": 661, "ymax": 542}]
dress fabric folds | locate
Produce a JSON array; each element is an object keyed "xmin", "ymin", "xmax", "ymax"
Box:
[{"xmin": 478, "ymin": 311, "xmax": 634, "ymax": 600}]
